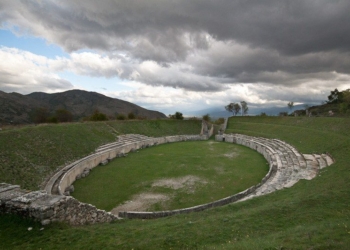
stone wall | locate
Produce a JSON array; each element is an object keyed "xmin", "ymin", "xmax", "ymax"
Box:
[
  {"xmin": 2, "ymin": 134, "xmax": 208, "ymax": 225},
  {"xmin": 0, "ymin": 183, "xmax": 118, "ymax": 225},
  {"xmin": 2, "ymin": 133, "xmax": 333, "ymax": 222}
]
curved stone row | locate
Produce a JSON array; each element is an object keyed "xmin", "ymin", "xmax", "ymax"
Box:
[
  {"xmin": 1, "ymin": 133, "xmax": 334, "ymax": 224},
  {"xmin": 217, "ymin": 134, "xmax": 334, "ymax": 201},
  {"xmin": 120, "ymin": 133, "xmax": 334, "ymax": 219}
]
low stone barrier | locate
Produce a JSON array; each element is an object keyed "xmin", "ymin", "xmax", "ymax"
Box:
[{"xmin": 0, "ymin": 183, "xmax": 118, "ymax": 225}]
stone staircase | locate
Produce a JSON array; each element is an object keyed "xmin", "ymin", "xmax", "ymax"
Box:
[{"xmin": 216, "ymin": 134, "xmax": 334, "ymax": 201}]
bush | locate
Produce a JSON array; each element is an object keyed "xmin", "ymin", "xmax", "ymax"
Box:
[
  {"xmin": 128, "ymin": 112, "xmax": 136, "ymax": 119},
  {"xmin": 46, "ymin": 116, "xmax": 58, "ymax": 123},
  {"xmin": 55, "ymin": 109, "xmax": 73, "ymax": 122},
  {"xmin": 116, "ymin": 114, "xmax": 126, "ymax": 120},
  {"xmin": 214, "ymin": 117, "xmax": 225, "ymax": 124},
  {"xmin": 188, "ymin": 117, "xmax": 200, "ymax": 120},
  {"xmin": 90, "ymin": 110, "xmax": 108, "ymax": 121},
  {"xmin": 33, "ymin": 107, "xmax": 49, "ymax": 123},
  {"xmin": 279, "ymin": 112, "xmax": 288, "ymax": 117},
  {"xmin": 169, "ymin": 112, "xmax": 184, "ymax": 120},
  {"xmin": 202, "ymin": 114, "xmax": 211, "ymax": 122}
]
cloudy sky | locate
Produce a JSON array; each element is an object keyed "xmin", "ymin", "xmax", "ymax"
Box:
[{"xmin": 1, "ymin": 0, "xmax": 350, "ymax": 115}]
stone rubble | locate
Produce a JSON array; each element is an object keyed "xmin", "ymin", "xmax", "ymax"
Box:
[{"xmin": 0, "ymin": 183, "xmax": 118, "ymax": 226}]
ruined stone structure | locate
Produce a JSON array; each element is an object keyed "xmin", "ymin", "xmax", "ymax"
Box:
[
  {"xmin": 118, "ymin": 133, "xmax": 334, "ymax": 219},
  {"xmin": 0, "ymin": 183, "xmax": 117, "ymax": 225},
  {"xmin": 0, "ymin": 132, "xmax": 334, "ymax": 223},
  {"xmin": 1, "ymin": 134, "xmax": 208, "ymax": 225},
  {"xmin": 200, "ymin": 120, "xmax": 214, "ymax": 137}
]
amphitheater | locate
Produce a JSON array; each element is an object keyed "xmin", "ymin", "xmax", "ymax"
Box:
[{"xmin": 0, "ymin": 121, "xmax": 334, "ymax": 225}]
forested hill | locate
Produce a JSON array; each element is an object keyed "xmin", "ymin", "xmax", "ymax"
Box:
[{"xmin": 0, "ymin": 89, "xmax": 166, "ymax": 124}]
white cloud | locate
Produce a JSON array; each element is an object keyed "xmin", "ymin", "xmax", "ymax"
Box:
[
  {"xmin": 0, "ymin": 45, "xmax": 348, "ymax": 115},
  {"xmin": 0, "ymin": 47, "xmax": 73, "ymax": 93}
]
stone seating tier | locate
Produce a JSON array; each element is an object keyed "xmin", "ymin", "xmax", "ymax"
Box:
[
  {"xmin": 1, "ymin": 133, "xmax": 333, "ymax": 223},
  {"xmin": 217, "ymin": 134, "xmax": 333, "ymax": 200}
]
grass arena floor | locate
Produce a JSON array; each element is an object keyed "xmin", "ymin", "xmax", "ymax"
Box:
[{"xmin": 72, "ymin": 140, "xmax": 268, "ymax": 213}]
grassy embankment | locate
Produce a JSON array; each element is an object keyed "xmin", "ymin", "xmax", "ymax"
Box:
[
  {"xmin": 72, "ymin": 141, "xmax": 268, "ymax": 211},
  {"xmin": 1, "ymin": 116, "xmax": 350, "ymax": 249},
  {"xmin": 0, "ymin": 119, "xmax": 201, "ymax": 190}
]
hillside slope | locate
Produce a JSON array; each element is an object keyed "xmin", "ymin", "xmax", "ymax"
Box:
[
  {"xmin": 0, "ymin": 119, "xmax": 201, "ymax": 189},
  {"xmin": 0, "ymin": 89, "xmax": 166, "ymax": 124}
]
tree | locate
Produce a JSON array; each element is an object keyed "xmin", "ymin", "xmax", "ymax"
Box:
[
  {"xmin": 287, "ymin": 101, "xmax": 294, "ymax": 113},
  {"xmin": 169, "ymin": 112, "xmax": 184, "ymax": 120},
  {"xmin": 240, "ymin": 101, "xmax": 249, "ymax": 116},
  {"xmin": 327, "ymin": 88, "xmax": 343, "ymax": 104},
  {"xmin": 225, "ymin": 102, "xmax": 241, "ymax": 116},
  {"xmin": 202, "ymin": 114, "xmax": 211, "ymax": 122},
  {"xmin": 339, "ymin": 89, "xmax": 350, "ymax": 113}
]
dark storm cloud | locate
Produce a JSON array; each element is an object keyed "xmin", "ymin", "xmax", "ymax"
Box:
[
  {"xmin": 8, "ymin": 0, "xmax": 349, "ymax": 56},
  {"xmin": 1, "ymin": 0, "xmax": 350, "ymax": 92}
]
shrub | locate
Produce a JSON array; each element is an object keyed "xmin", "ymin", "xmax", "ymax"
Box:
[
  {"xmin": 55, "ymin": 109, "xmax": 73, "ymax": 122},
  {"xmin": 188, "ymin": 117, "xmax": 200, "ymax": 120},
  {"xmin": 46, "ymin": 116, "xmax": 58, "ymax": 123},
  {"xmin": 202, "ymin": 114, "xmax": 211, "ymax": 122},
  {"xmin": 33, "ymin": 107, "xmax": 49, "ymax": 123},
  {"xmin": 128, "ymin": 112, "xmax": 136, "ymax": 119},
  {"xmin": 169, "ymin": 112, "xmax": 184, "ymax": 120},
  {"xmin": 90, "ymin": 110, "xmax": 108, "ymax": 121},
  {"xmin": 116, "ymin": 114, "xmax": 126, "ymax": 120},
  {"xmin": 214, "ymin": 117, "xmax": 225, "ymax": 124}
]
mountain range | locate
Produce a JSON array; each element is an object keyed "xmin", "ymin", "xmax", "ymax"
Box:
[{"xmin": 0, "ymin": 89, "xmax": 166, "ymax": 124}]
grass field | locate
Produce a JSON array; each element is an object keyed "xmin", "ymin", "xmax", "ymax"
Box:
[
  {"xmin": 72, "ymin": 141, "xmax": 268, "ymax": 212},
  {"xmin": 1, "ymin": 116, "xmax": 350, "ymax": 249}
]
